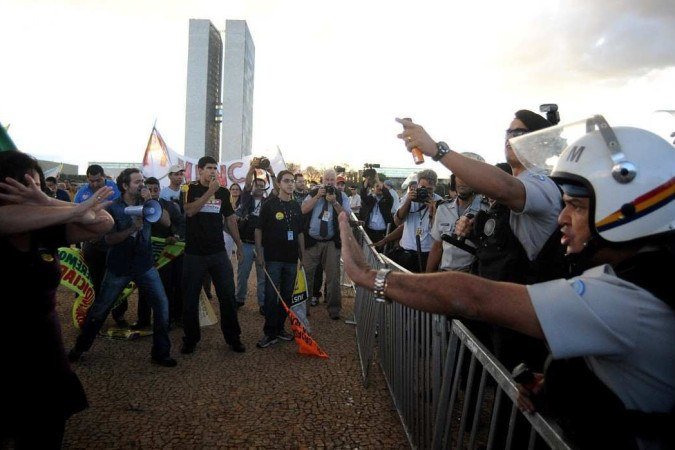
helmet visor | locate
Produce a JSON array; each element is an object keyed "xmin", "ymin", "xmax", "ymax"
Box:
[{"xmin": 509, "ymin": 116, "xmax": 609, "ymax": 175}]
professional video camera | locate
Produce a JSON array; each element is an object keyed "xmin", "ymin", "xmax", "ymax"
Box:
[
  {"xmin": 251, "ymin": 156, "xmax": 271, "ymax": 170},
  {"xmin": 334, "ymin": 165, "xmax": 346, "ymax": 174},
  {"xmin": 363, "ymin": 163, "xmax": 380, "ymax": 182},
  {"xmin": 540, "ymin": 103, "xmax": 560, "ymax": 125}
]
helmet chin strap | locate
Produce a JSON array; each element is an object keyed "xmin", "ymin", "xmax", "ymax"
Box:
[{"xmin": 565, "ymin": 237, "xmax": 602, "ymax": 276}]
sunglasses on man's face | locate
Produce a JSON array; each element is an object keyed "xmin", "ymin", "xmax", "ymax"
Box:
[
  {"xmin": 505, "ymin": 128, "xmax": 529, "ymax": 139},
  {"xmin": 505, "ymin": 128, "xmax": 530, "ymax": 148}
]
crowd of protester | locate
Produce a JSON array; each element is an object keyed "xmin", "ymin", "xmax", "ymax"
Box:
[{"xmin": 1, "ymin": 107, "xmax": 672, "ymax": 448}]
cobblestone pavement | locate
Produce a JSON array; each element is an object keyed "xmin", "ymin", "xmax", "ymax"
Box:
[{"xmin": 57, "ymin": 263, "xmax": 408, "ymax": 449}]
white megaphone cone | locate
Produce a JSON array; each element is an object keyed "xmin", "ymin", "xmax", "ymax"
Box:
[{"xmin": 124, "ymin": 199, "xmax": 163, "ymax": 223}]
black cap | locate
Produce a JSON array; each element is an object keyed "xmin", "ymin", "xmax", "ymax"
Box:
[{"xmin": 515, "ymin": 110, "xmax": 552, "ymax": 132}]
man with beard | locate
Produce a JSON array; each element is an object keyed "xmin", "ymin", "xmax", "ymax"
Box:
[{"xmin": 69, "ymin": 168, "xmax": 177, "ymax": 367}]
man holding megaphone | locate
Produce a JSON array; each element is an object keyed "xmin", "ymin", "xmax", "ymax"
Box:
[{"xmin": 69, "ymin": 168, "xmax": 178, "ymax": 367}]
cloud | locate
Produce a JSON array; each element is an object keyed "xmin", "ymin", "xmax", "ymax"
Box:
[{"xmin": 502, "ymin": 0, "xmax": 675, "ymax": 81}]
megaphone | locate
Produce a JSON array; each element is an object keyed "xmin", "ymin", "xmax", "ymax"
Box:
[{"xmin": 124, "ymin": 199, "xmax": 163, "ymax": 223}]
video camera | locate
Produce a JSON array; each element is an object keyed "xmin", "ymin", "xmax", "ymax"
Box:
[
  {"xmin": 363, "ymin": 163, "xmax": 380, "ymax": 183},
  {"xmin": 540, "ymin": 104, "xmax": 560, "ymax": 125},
  {"xmin": 251, "ymin": 156, "xmax": 271, "ymax": 170}
]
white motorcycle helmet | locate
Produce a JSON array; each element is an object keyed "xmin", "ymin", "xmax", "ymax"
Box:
[{"xmin": 510, "ymin": 115, "xmax": 675, "ymax": 244}]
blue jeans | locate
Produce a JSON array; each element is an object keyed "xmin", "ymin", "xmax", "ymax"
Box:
[
  {"xmin": 182, "ymin": 251, "xmax": 241, "ymax": 346},
  {"xmin": 263, "ymin": 261, "xmax": 297, "ymax": 338},
  {"xmin": 75, "ymin": 267, "xmax": 171, "ymax": 359},
  {"xmin": 236, "ymin": 242, "xmax": 265, "ymax": 306}
]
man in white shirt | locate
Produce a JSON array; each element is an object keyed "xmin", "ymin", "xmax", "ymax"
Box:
[{"xmin": 160, "ymin": 164, "xmax": 185, "ymax": 202}]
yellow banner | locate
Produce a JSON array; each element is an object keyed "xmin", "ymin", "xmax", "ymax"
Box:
[
  {"xmin": 57, "ymin": 247, "xmax": 95, "ymax": 329},
  {"xmin": 61, "ymin": 238, "xmax": 186, "ymax": 329}
]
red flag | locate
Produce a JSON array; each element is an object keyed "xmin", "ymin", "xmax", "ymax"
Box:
[{"xmin": 279, "ymin": 298, "xmax": 329, "ymax": 359}]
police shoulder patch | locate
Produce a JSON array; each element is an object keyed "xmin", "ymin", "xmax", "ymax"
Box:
[{"xmin": 571, "ymin": 279, "xmax": 586, "ymax": 296}]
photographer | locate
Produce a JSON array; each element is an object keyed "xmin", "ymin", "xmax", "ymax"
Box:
[
  {"xmin": 69, "ymin": 168, "xmax": 177, "ymax": 367},
  {"xmin": 358, "ymin": 169, "xmax": 395, "ymax": 244},
  {"xmin": 250, "ymin": 155, "xmax": 279, "ymax": 194},
  {"xmin": 301, "ymin": 168, "xmax": 352, "ymax": 320},
  {"xmin": 235, "ymin": 164, "xmax": 269, "ymax": 312},
  {"xmin": 392, "ymin": 169, "xmax": 443, "ymax": 272}
]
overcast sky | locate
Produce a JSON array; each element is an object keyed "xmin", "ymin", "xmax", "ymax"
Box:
[{"xmin": 2, "ymin": 0, "xmax": 674, "ymax": 175}]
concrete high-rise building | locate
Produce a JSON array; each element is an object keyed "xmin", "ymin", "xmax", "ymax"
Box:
[
  {"xmin": 184, "ymin": 19, "xmax": 223, "ymax": 160},
  {"xmin": 221, "ymin": 20, "xmax": 255, "ymax": 161}
]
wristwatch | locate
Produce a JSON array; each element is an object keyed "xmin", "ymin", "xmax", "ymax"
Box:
[
  {"xmin": 432, "ymin": 141, "xmax": 451, "ymax": 162},
  {"xmin": 373, "ymin": 268, "xmax": 392, "ymax": 302}
]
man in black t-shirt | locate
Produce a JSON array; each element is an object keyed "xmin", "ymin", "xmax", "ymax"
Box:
[
  {"xmin": 255, "ymin": 170, "xmax": 305, "ymax": 348},
  {"xmin": 181, "ymin": 156, "xmax": 245, "ymax": 354}
]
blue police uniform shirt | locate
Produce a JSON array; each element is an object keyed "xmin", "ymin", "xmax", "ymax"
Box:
[
  {"xmin": 74, "ymin": 179, "xmax": 120, "ymax": 204},
  {"xmin": 105, "ymin": 197, "xmax": 154, "ymax": 276}
]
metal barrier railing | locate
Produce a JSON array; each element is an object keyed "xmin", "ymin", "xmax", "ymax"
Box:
[{"xmin": 351, "ymin": 225, "xmax": 571, "ymax": 449}]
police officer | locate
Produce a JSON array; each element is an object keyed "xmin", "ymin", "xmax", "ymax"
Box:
[{"xmin": 341, "ymin": 116, "xmax": 675, "ymax": 449}]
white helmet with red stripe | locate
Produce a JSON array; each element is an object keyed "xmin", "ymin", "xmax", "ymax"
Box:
[{"xmin": 510, "ymin": 115, "xmax": 675, "ymax": 243}]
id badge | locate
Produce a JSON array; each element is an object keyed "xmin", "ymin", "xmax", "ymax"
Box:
[
  {"xmin": 322, "ymin": 211, "xmax": 330, "ymax": 221},
  {"xmin": 415, "ymin": 227, "xmax": 423, "ymax": 236},
  {"xmin": 287, "ymin": 230, "xmax": 294, "ymax": 241}
]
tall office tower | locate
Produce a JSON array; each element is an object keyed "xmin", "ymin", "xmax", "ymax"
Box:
[
  {"xmin": 184, "ymin": 19, "xmax": 223, "ymax": 160},
  {"xmin": 221, "ymin": 20, "xmax": 255, "ymax": 161}
]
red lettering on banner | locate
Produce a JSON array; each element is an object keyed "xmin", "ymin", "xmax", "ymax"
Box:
[
  {"xmin": 60, "ymin": 264, "xmax": 68, "ymax": 276},
  {"xmin": 228, "ymin": 162, "xmax": 245, "ymax": 184},
  {"xmin": 63, "ymin": 269, "xmax": 76, "ymax": 284},
  {"xmin": 184, "ymin": 162, "xmax": 194, "ymax": 182},
  {"xmin": 76, "ymin": 275, "xmax": 88, "ymax": 291},
  {"xmin": 217, "ymin": 165, "xmax": 228, "ymax": 186}
]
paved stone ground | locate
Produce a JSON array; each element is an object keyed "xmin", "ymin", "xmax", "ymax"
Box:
[{"xmin": 57, "ymin": 262, "xmax": 409, "ymax": 449}]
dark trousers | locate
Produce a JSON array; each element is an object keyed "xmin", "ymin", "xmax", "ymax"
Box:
[
  {"xmin": 263, "ymin": 261, "xmax": 297, "ymax": 337},
  {"xmin": 364, "ymin": 227, "xmax": 386, "ymax": 245},
  {"xmin": 312, "ymin": 261, "xmax": 323, "ymax": 297},
  {"xmin": 182, "ymin": 251, "xmax": 241, "ymax": 346},
  {"xmin": 391, "ymin": 248, "xmax": 429, "ymax": 273},
  {"xmin": 75, "ymin": 267, "xmax": 172, "ymax": 359}
]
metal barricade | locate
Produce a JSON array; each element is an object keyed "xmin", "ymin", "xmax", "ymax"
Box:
[{"xmin": 351, "ymin": 225, "xmax": 571, "ymax": 449}]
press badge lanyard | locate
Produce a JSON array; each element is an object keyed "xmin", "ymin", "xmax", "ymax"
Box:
[
  {"xmin": 281, "ymin": 201, "xmax": 295, "ymax": 241},
  {"xmin": 416, "ymin": 204, "xmax": 429, "ymax": 237}
]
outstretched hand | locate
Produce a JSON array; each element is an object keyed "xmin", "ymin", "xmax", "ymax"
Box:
[
  {"xmin": 338, "ymin": 211, "xmax": 373, "ymax": 287},
  {"xmin": 73, "ymin": 186, "xmax": 114, "ymax": 223},
  {"xmin": 0, "ymin": 174, "xmax": 51, "ymax": 206}
]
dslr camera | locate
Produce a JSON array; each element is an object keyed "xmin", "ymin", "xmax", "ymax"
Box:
[
  {"xmin": 415, "ymin": 187, "xmax": 430, "ymax": 203},
  {"xmin": 324, "ymin": 185, "xmax": 336, "ymax": 196},
  {"xmin": 251, "ymin": 156, "xmax": 271, "ymax": 170}
]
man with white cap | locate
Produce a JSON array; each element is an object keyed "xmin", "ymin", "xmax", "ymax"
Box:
[{"xmin": 160, "ymin": 164, "xmax": 185, "ymax": 203}]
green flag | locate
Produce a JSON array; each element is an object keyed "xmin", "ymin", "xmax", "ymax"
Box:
[{"xmin": 0, "ymin": 123, "xmax": 18, "ymax": 152}]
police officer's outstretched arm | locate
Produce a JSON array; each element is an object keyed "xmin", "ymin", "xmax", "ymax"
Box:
[
  {"xmin": 338, "ymin": 211, "xmax": 544, "ymax": 339},
  {"xmin": 396, "ymin": 118, "xmax": 527, "ymax": 212}
]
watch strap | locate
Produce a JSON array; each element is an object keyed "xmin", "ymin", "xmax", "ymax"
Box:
[
  {"xmin": 432, "ymin": 141, "xmax": 451, "ymax": 162},
  {"xmin": 373, "ymin": 268, "xmax": 392, "ymax": 302}
]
